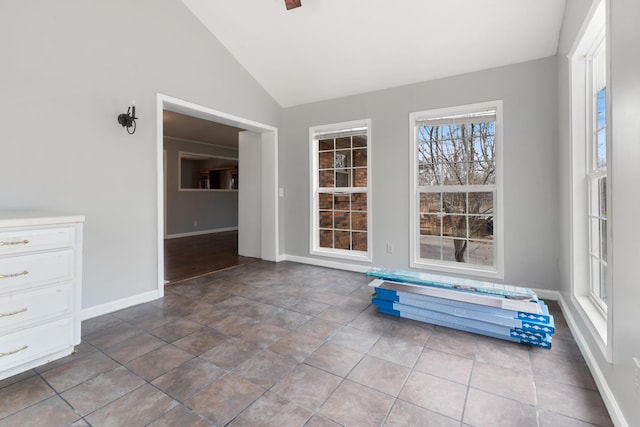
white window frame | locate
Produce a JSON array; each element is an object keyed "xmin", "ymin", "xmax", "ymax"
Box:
[
  {"xmin": 586, "ymin": 37, "xmax": 608, "ymax": 315},
  {"xmin": 568, "ymin": 0, "xmax": 611, "ymax": 361},
  {"xmin": 309, "ymin": 119, "xmax": 372, "ymax": 262},
  {"xmin": 409, "ymin": 101, "xmax": 504, "ymax": 279}
]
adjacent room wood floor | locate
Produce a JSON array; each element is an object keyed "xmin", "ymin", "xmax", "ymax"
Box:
[{"xmin": 164, "ymin": 231, "xmax": 257, "ymax": 284}]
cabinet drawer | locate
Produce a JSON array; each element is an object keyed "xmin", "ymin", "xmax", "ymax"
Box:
[
  {"xmin": 0, "ymin": 283, "xmax": 73, "ymax": 333},
  {"xmin": 0, "ymin": 317, "xmax": 73, "ymax": 373},
  {"xmin": 0, "ymin": 227, "xmax": 75, "ymax": 256},
  {"xmin": 0, "ymin": 250, "xmax": 74, "ymax": 291}
]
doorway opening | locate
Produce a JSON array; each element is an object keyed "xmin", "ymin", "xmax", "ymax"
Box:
[
  {"xmin": 156, "ymin": 94, "xmax": 280, "ymax": 295},
  {"xmin": 163, "ymin": 111, "xmax": 255, "ymax": 284}
]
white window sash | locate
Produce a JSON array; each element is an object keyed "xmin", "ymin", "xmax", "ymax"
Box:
[
  {"xmin": 409, "ymin": 101, "xmax": 503, "ymax": 278},
  {"xmin": 309, "ymin": 119, "xmax": 372, "ymax": 262}
]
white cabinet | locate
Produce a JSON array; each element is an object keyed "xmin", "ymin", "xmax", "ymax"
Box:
[{"xmin": 0, "ymin": 212, "xmax": 83, "ymax": 380}]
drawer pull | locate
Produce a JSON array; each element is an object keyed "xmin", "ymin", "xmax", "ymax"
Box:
[
  {"xmin": 0, "ymin": 345, "xmax": 28, "ymax": 358},
  {"xmin": 0, "ymin": 307, "xmax": 27, "ymax": 318},
  {"xmin": 0, "ymin": 239, "xmax": 29, "ymax": 247},
  {"xmin": 0, "ymin": 271, "xmax": 29, "ymax": 280}
]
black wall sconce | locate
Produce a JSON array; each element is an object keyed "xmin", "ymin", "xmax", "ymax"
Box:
[{"xmin": 117, "ymin": 104, "xmax": 138, "ymax": 134}]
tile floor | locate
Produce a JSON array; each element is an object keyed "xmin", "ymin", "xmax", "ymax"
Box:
[{"xmin": 0, "ymin": 261, "xmax": 614, "ymax": 426}]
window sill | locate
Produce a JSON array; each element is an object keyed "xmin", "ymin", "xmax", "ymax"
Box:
[
  {"xmin": 311, "ymin": 248, "xmax": 372, "ymax": 263},
  {"xmin": 410, "ymin": 258, "xmax": 503, "ymax": 280},
  {"xmin": 574, "ymin": 294, "xmax": 609, "ymax": 361}
]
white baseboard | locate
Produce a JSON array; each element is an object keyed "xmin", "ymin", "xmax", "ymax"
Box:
[
  {"xmin": 531, "ymin": 288, "xmax": 560, "ymax": 301},
  {"xmin": 81, "ymin": 290, "xmax": 160, "ymax": 321},
  {"xmin": 283, "ymin": 254, "xmax": 371, "ymax": 273},
  {"xmin": 165, "ymin": 226, "xmax": 238, "ymax": 239},
  {"xmin": 557, "ymin": 294, "xmax": 628, "ymax": 427},
  {"xmin": 282, "ymin": 256, "xmax": 573, "ymax": 299}
]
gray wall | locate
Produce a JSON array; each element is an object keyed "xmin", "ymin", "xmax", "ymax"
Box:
[
  {"xmin": 609, "ymin": 0, "xmax": 640, "ymax": 422},
  {"xmin": 557, "ymin": 0, "xmax": 640, "ymax": 425},
  {"xmin": 164, "ymin": 138, "xmax": 239, "ymax": 236},
  {"xmin": 238, "ymin": 131, "xmax": 263, "ymax": 258},
  {"xmin": 4, "ymin": 0, "xmax": 637, "ymax": 421},
  {"xmin": 281, "ymin": 57, "xmax": 560, "ymax": 290},
  {"xmin": 0, "ymin": 0, "xmax": 281, "ymax": 309}
]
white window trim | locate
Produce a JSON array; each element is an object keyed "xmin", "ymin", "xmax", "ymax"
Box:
[
  {"xmin": 409, "ymin": 101, "xmax": 504, "ymax": 279},
  {"xmin": 309, "ymin": 119, "xmax": 372, "ymax": 262},
  {"xmin": 568, "ymin": 0, "xmax": 611, "ymax": 362},
  {"xmin": 587, "ymin": 171, "xmax": 607, "ymax": 316},
  {"xmin": 586, "ymin": 37, "xmax": 607, "ymax": 314}
]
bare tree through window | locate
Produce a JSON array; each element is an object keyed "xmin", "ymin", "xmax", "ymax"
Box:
[{"xmin": 416, "ymin": 113, "xmax": 496, "ymax": 267}]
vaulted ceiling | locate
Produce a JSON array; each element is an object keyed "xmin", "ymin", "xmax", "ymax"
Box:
[{"xmin": 182, "ymin": 0, "xmax": 566, "ymax": 108}]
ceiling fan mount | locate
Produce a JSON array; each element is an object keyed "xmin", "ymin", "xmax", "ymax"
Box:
[{"xmin": 285, "ymin": 0, "xmax": 302, "ymax": 10}]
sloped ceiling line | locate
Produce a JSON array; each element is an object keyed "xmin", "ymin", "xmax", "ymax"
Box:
[{"xmin": 181, "ymin": 0, "xmax": 566, "ymax": 108}]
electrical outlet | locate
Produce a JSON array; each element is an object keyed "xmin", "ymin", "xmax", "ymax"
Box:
[
  {"xmin": 634, "ymin": 357, "xmax": 640, "ymax": 393},
  {"xmin": 193, "ymin": 220, "xmax": 198, "ymax": 227},
  {"xmin": 386, "ymin": 243, "xmax": 393, "ymax": 254}
]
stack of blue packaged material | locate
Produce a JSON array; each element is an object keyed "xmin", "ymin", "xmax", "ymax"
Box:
[{"xmin": 367, "ymin": 268, "xmax": 554, "ymax": 349}]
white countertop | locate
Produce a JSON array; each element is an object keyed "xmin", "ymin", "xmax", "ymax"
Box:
[{"xmin": 0, "ymin": 211, "xmax": 85, "ymax": 228}]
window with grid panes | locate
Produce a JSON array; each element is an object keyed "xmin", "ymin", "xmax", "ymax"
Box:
[
  {"xmin": 311, "ymin": 120, "xmax": 371, "ymax": 260},
  {"xmin": 587, "ymin": 35, "xmax": 608, "ymax": 311},
  {"xmin": 410, "ymin": 102, "xmax": 503, "ymax": 277},
  {"xmin": 567, "ymin": 1, "xmax": 609, "ymax": 354}
]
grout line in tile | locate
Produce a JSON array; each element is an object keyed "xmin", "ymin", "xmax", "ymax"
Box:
[
  {"xmin": 0, "ymin": 262, "xmax": 613, "ymax": 426},
  {"xmin": 35, "ymin": 369, "xmax": 90, "ymax": 426}
]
